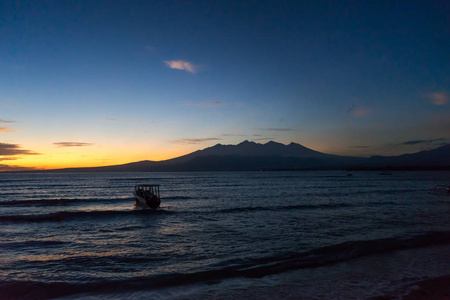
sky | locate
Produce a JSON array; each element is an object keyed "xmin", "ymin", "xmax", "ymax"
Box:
[{"xmin": 1, "ymin": 0, "xmax": 449, "ymax": 171}]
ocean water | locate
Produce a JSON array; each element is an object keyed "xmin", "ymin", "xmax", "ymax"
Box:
[{"xmin": 1, "ymin": 171, "xmax": 450, "ymax": 299}]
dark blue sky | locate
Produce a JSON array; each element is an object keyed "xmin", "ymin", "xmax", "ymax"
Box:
[{"xmin": 1, "ymin": 0, "xmax": 449, "ymax": 169}]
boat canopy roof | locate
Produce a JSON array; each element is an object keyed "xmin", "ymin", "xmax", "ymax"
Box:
[
  {"xmin": 135, "ymin": 184, "xmax": 160, "ymax": 188},
  {"xmin": 135, "ymin": 184, "xmax": 160, "ymax": 193}
]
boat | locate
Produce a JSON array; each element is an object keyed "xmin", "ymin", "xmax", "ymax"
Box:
[
  {"xmin": 134, "ymin": 184, "xmax": 161, "ymax": 209},
  {"xmin": 428, "ymin": 185, "xmax": 450, "ymax": 196}
]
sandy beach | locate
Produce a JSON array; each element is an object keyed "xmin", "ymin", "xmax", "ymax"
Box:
[
  {"xmin": 372, "ymin": 275, "xmax": 450, "ymax": 300},
  {"xmin": 401, "ymin": 275, "xmax": 450, "ymax": 300},
  {"xmin": 78, "ymin": 244, "xmax": 450, "ymax": 300}
]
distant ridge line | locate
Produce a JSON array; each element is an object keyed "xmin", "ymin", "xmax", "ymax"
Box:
[{"xmin": 7, "ymin": 141, "xmax": 450, "ymax": 173}]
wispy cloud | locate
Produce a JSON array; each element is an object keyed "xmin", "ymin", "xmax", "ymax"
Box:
[
  {"xmin": 428, "ymin": 92, "xmax": 448, "ymax": 106},
  {"xmin": 0, "ymin": 127, "xmax": 15, "ymax": 133},
  {"xmin": 346, "ymin": 101, "xmax": 372, "ymax": 117},
  {"xmin": 1, "ymin": 119, "xmax": 18, "ymax": 132},
  {"xmin": 401, "ymin": 138, "xmax": 448, "ymax": 146},
  {"xmin": 53, "ymin": 142, "xmax": 94, "ymax": 148},
  {"xmin": 257, "ymin": 128, "xmax": 293, "ymax": 132},
  {"xmin": 353, "ymin": 108, "xmax": 372, "ymax": 116},
  {"xmin": 170, "ymin": 138, "xmax": 221, "ymax": 145},
  {"xmin": 184, "ymin": 101, "xmax": 223, "ymax": 107},
  {"xmin": 0, "ymin": 164, "xmax": 37, "ymax": 171},
  {"xmin": 350, "ymin": 145, "xmax": 370, "ymax": 148},
  {"xmin": 164, "ymin": 60, "xmax": 196, "ymax": 73},
  {"xmin": 0, "ymin": 143, "xmax": 39, "ymax": 157},
  {"xmin": 250, "ymin": 134, "xmax": 274, "ymax": 141},
  {"xmin": 346, "ymin": 103, "xmax": 356, "ymax": 114},
  {"xmin": 221, "ymin": 133, "xmax": 246, "ymax": 137},
  {"xmin": 252, "ymin": 137, "xmax": 273, "ymax": 141}
]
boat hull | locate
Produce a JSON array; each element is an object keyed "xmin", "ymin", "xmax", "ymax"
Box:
[{"xmin": 134, "ymin": 193, "xmax": 161, "ymax": 209}]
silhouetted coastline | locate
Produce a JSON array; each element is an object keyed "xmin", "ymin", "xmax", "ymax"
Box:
[{"xmin": 4, "ymin": 141, "xmax": 449, "ymax": 173}]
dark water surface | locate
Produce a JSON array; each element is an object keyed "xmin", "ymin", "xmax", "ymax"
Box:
[{"xmin": 1, "ymin": 171, "xmax": 450, "ymax": 299}]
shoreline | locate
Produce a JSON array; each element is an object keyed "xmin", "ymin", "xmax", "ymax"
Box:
[
  {"xmin": 371, "ymin": 275, "xmax": 450, "ymax": 300},
  {"xmin": 401, "ymin": 275, "xmax": 450, "ymax": 300},
  {"xmin": 404, "ymin": 275, "xmax": 450, "ymax": 300},
  {"xmin": 69, "ymin": 245, "xmax": 450, "ymax": 300}
]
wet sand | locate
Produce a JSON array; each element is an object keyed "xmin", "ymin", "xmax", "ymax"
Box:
[
  {"xmin": 58, "ymin": 245, "xmax": 450, "ymax": 299},
  {"xmin": 371, "ymin": 275, "xmax": 450, "ymax": 300},
  {"xmin": 402, "ymin": 275, "xmax": 450, "ymax": 300}
]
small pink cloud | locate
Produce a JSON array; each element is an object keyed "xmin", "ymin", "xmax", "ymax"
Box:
[
  {"xmin": 53, "ymin": 142, "xmax": 94, "ymax": 147},
  {"xmin": 428, "ymin": 92, "xmax": 448, "ymax": 106},
  {"xmin": 164, "ymin": 60, "xmax": 196, "ymax": 73},
  {"xmin": 0, "ymin": 127, "xmax": 15, "ymax": 132},
  {"xmin": 346, "ymin": 101, "xmax": 371, "ymax": 117},
  {"xmin": 353, "ymin": 108, "xmax": 372, "ymax": 117}
]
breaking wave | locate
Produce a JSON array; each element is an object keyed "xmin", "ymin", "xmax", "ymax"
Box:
[{"xmin": 2, "ymin": 230, "xmax": 450, "ymax": 300}]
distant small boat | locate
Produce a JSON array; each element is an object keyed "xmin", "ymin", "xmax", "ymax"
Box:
[
  {"xmin": 134, "ymin": 184, "xmax": 161, "ymax": 209},
  {"xmin": 428, "ymin": 185, "xmax": 450, "ymax": 196},
  {"xmin": 379, "ymin": 171, "xmax": 392, "ymax": 175}
]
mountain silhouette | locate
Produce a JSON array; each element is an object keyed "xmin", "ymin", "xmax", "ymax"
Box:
[
  {"xmin": 366, "ymin": 144, "xmax": 450, "ymax": 168},
  {"xmin": 42, "ymin": 141, "xmax": 450, "ymax": 172}
]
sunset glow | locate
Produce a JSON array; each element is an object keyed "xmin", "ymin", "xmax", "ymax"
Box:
[{"xmin": 1, "ymin": 1, "xmax": 449, "ymax": 171}]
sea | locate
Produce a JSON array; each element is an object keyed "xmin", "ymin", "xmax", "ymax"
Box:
[{"xmin": 1, "ymin": 171, "xmax": 450, "ymax": 300}]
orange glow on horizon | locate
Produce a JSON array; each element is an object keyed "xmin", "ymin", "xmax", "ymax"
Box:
[{"xmin": 0, "ymin": 144, "xmax": 196, "ymax": 171}]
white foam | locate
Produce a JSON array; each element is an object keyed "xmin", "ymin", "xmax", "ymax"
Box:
[{"xmin": 68, "ymin": 244, "xmax": 450, "ymax": 300}]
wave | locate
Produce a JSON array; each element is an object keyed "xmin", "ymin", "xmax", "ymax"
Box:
[
  {"xmin": 0, "ymin": 198, "xmax": 398, "ymax": 223},
  {"xmin": 1, "ymin": 240, "xmax": 70, "ymax": 250},
  {"xmin": 215, "ymin": 200, "xmax": 397, "ymax": 214},
  {"xmin": 0, "ymin": 209, "xmax": 172, "ymax": 223},
  {"xmin": 0, "ymin": 197, "xmax": 133, "ymax": 207},
  {"xmin": 108, "ymin": 177, "xmax": 164, "ymax": 182},
  {"xmin": 163, "ymin": 196, "xmax": 195, "ymax": 200},
  {"xmin": 0, "ymin": 179, "xmax": 35, "ymax": 183},
  {"xmin": 216, "ymin": 203, "xmax": 351, "ymax": 214},
  {"xmin": 2, "ymin": 230, "xmax": 450, "ymax": 300}
]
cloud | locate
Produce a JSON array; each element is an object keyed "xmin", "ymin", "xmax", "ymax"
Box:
[
  {"xmin": 0, "ymin": 143, "xmax": 39, "ymax": 156},
  {"xmin": 428, "ymin": 92, "xmax": 448, "ymax": 106},
  {"xmin": 0, "ymin": 164, "xmax": 37, "ymax": 172},
  {"xmin": 346, "ymin": 103, "xmax": 356, "ymax": 114},
  {"xmin": 346, "ymin": 101, "xmax": 371, "ymax": 117},
  {"xmin": 257, "ymin": 128, "xmax": 293, "ymax": 132},
  {"xmin": 350, "ymin": 145, "xmax": 369, "ymax": 148},
  {"xmin": 0, "ymin": 157, "xmax": 17, "ymax": 161},
  {"xmin": 252, "ymin": 137, "xmax": 273, "ymax": 141},
  {"xmin": 0, "ymin": 120, "xmax": 18, "ymax": 132},
  {"xmin": 401, "ymin": 138, "xmax": 448, "ymax": 146},
  {"xmin": 164, "ymin": 60, "xmax": 196, "ymax": 73},
  {"xmin": 53, "ymin": 142, "xmax": 94, "ymax": 147},
  {"xmin": 248, "ymin": 134, "xmax": 274, "ymax": 141},
  {"xmin": 184, "ymin": 101, "xmax": 223, "ymax": 107},
  {"xmin": 221, "ymin": 133, "xmax": 246, "ymax": 137},
  {"xmin": 171, "ymin": 138, "xmax": 221, "ymax": 145},
  {"xmin": 0, "ymin": 127, "xmax": 15, "ymax": 132},
  {"xmin": 353, "ymin": 108, "xmax": 372, "ymax": 117}
]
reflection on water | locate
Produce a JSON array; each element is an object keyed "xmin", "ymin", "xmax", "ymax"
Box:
[{"xmin": 1, "ymin": 171, "xmax": 450, "ymax": 299}]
